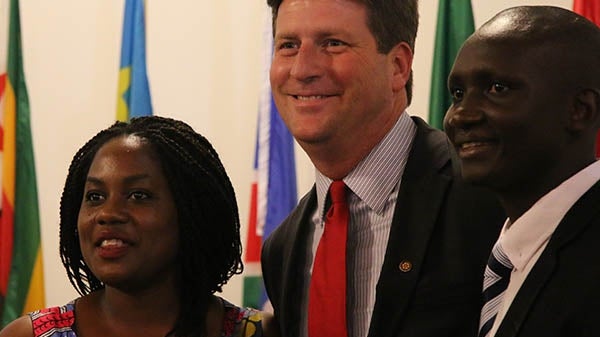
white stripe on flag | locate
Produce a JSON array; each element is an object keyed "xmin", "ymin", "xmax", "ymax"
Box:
[{"xmin": 256, "ymin": 6, "xmax": 274, "ymax": 237}]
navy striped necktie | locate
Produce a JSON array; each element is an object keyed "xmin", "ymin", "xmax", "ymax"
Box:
[{"xmin": 479, "ymin": 243, "xmax": 513, "ymax": 337}]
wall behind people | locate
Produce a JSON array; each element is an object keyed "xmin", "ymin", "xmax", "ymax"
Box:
[{"xmin": 17, "ymin": 0, "xmax": 569, "ymax": 308}]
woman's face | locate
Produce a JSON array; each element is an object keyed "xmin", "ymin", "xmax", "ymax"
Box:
[{"xmin": 77, "ymin": 135, "xmax": 180, "ymax": 290}]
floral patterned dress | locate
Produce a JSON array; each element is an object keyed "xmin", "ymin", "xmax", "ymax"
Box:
[{"xmin": 28, "ymin": 298, "xmax": 264, "ymax": 337}]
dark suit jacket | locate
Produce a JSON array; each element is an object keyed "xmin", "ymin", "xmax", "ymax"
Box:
[
  {"xmin": 261, "ymin": 117, "xmax": 505, "ymax": 337},
  {"xmin": 495, "ymin": 180, "xmax": 600, "ymax": 337}
]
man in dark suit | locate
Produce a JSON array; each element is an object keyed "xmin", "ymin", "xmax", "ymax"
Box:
[
  {"xmin": 261, "ymin": 1, "xmax": 505, "ymax": 337},
  {"xmin": 444, "ymin": 6, "xmax": 600, "ymax": 337}
]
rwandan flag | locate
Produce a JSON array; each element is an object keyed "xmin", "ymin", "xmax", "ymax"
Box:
[
  {"xmin": 0, "ymin": 0, "xmax": 45, "ymax": 327},
  {"xmin": 243, "ymin": 10, "xmax": 297, "ymax": 310},
  {"xmin": 116, "ymin": 0, "xmax": 152, "ymax": 121},
  {"xmin": 573, "ymin": 0, "xmax": 600, "ymax": 157}
]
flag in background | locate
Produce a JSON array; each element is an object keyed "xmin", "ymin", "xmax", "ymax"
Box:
[
  {"xmin": 116, "ymin": 0, "xmax": 152, "ymax": 121},
  {"xmin": 0, "ymin": 0, "xmax": 45, "ymax": 326},
  {"xmin": 573, "ymin": 0, "xmax": 600, "ymax": 157},
  {"xmin": 0, "ymin": 0, "xmax": 9, "ymax": 317},
  {"xmin": 428, "ymin": 0, "xmax": 475, "ymax": 129},
  {"xmin": 243, "ymin": 10, "xmax": 297, "ymax": 310},
  {"xmin": 1, "ymin": 0, "xmax": 8, "ymax": 178}
]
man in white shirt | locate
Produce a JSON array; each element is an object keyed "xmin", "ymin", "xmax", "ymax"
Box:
[{"xmin": 445, "ymin": 5, "xmax": 600, "ymax": 337}]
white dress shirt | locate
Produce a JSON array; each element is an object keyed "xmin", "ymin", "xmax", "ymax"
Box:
[
  {"xmin": 488, "ymin": 160, "xmax": 600, "ymax": 336},
  {"xmin": 300, "ymin": 111, "xmax": 416, "ymax": 337}
]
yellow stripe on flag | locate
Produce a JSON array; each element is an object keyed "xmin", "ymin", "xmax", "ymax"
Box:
[
  {"xmin": 3, "ymin": 80, "xmax": 15, "ymax": 206},
  {"xmin": 116, "ymin": 67, "xmax": 131, "ymax": 122},
  {"xmin": 22, "ymin": 248, "xmax": 44, "ymax": 314}
]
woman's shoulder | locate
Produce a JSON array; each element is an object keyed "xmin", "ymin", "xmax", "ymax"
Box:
[
  {"xmin": 29, "ymin": 302, "xmax": 76, "ymax": 334},
  {"xmin": 0, "ymin": 302, "xmax": 76, "ymax": 337},
  {"xmin": 221, "ymin": 299, "xmax": 262, "ymax": 337},
  {"xmin": 28, "ymin": 302, "xmax": 76, "ymax": 337},
  {"xmin": 0, "ymin": 316, "xmax": 34, "ymax": 337},
  {"xmin": 220, "ymin": 298, "xmax": 279, "ymax": 337}
]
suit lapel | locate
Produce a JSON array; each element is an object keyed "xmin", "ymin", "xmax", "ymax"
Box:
[
  {"xmin": 495, "ymin": 181, "xmax": 600, "ymax": 337},
  {"xmin": 281, "ymin": 188, "xmax": 317, "ymax": 337},
  {"xmin": 368, "ymin": 118, "xmax": 454, "ymax": 337}
]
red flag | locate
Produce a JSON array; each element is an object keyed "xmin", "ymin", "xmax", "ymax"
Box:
[{"xmin": 573, "ymin": 0, "xmax": 600, "ymax": 157}]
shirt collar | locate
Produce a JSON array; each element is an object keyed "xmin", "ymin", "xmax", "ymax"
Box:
[
  {"xmin": 315, "ymin": 112, "xmax": 416, "ymax": 220},
  {"xmin": 500, "ymin": 160, "xmax": 600, "ymax": 271}
]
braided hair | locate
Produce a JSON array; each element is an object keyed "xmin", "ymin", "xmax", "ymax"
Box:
[{"xmin": 59, "ymin": 116, "xmax": 243, "ymax": 337}]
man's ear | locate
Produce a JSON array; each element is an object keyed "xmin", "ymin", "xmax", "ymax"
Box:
[
  {"xmin": 390, "ymin": 42, "xmax": 413, "ymax": 92},
  {"xmin": 569, "ymin": 89, "xmax": 600, "ymax": 132}
]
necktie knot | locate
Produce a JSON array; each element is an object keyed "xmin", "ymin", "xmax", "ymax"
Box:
[
  {"xmin": 325, "ymin": 181, "xmax": 349, "ymax": 224},
  {"xmin": 329, "ymin": 180, "xmax": 347, "ymax": 205},
  {"xmin": 487, "ymin": 243, "xmax": 513, "ymax": 278}
]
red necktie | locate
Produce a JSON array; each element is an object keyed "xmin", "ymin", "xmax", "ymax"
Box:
[{"xmin": 308, "ymin": 180, "xmax": 349, "ymax": 337}]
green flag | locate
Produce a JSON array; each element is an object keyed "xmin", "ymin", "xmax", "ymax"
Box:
[{"xmin": 428, "ymin": 0, "xmax": 475, "ymax": 129}]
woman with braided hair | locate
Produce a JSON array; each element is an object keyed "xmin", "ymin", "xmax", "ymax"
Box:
[{"xmin": 0, "ymin": 116, "xmax": 278, "ymax": 337}]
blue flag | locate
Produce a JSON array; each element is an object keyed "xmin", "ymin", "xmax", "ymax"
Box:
[
  {"xmin": 116, "ymin": 0, "xmax": 152, "ymax": 121},
  {"xmin": 243, "ymin": 10, "xmax": 297, "ymax": 310}
]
